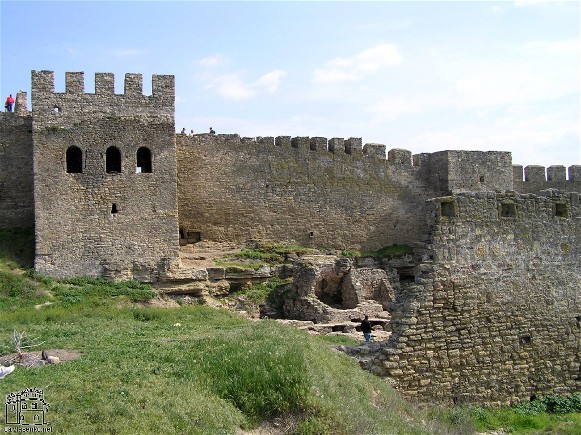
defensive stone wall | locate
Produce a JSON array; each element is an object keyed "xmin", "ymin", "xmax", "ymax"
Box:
[
  {"xmin": 0, "ymin": 96, "xmax": 34, "ymax": 229},
  {"xmin": 0, "ymin": 69, "xmax": 579, "ymax": 279},
  {"xmin": 31, "ymin": 71, "xmax": 179, "ymax": 281},
  {"xmin": 177, "ymin": 134, "xmax": 443, "ymax": 251},
  {"xmin": 513, "ymin": 164, "xmax": 581, "ymax": 194},
  {"xmin": 348, "ymin": 189, "xmax": 581, "ymax": 405}
]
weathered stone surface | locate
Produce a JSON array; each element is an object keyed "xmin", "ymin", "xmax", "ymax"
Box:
[
  {"xmin": 282, "ymin": 256, "xmax": 390, "ymax": 323},
  {"xmin": 1, "ymin": 70, "xmax": 580, "ymax": 406},
  {"xmin": 344, "ymin": 191, "xmax": 581, "ymax": 406}
]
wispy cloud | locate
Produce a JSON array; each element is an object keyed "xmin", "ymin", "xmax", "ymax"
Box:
[
  {"xmin": 205, "ymin": 73, "xmax": 256, "ymax": 100},
  {"xmin": 199, "ymin": 54, "xmax": 227, "ymax": 67},
  {"xmin": 203, "ymin": 70, "xmax": 287, "ymax": 101},
  {"xmin": 198, "ymin": 54, "xmax": 287, "ymax": 100},
  {"xmin": 254, "ymin": 70, "xmax": 287, "ymax": 94},
  {"xmin": 524, "ymin": 39, "xmax": 579, "ymax": 55},
  {"xmin": 313, "ymin": 43, "xmax": 402, "ymax": 84}
]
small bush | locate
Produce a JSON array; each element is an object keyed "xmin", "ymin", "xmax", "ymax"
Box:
[
  {"xmin": 132, "ymin": 308, "xmax": 160, "ymax": 322},
  {"xmin": 512, "ymin": 394, "xmax": 581, "ymax": 415},
  {"xmin": 231, "ymin": 278, "xmax": 291, "ymax": 306}
]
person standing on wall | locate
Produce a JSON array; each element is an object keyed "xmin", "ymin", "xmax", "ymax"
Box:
[
  {"xmin": 361, "ymin": 315, "xmax": 372, "ymax": 343},
  {"xmin": 5, "ymin": 94, "xmax": 14, "ymax": 112}
]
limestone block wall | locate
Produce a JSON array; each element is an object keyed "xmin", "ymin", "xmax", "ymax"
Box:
[
  {"xmin": 177, "ymin": 134, "xmax": 443, "ymax": 251},
  {"xmin": 32, "ymin": 71, "xmax": 179, "ymax": 281},
  {"xmin": 440, "ymin": 150, "xmax": 513, "ymax": 194},
  {"xmin": 354, "ymin": 190, "xmax": 581, "ymax": 405},
  {"xmin": 0, "ymin": 106, "xmax": 34, "ymax": 229}
]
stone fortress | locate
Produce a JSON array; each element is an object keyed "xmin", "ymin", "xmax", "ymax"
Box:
[{"xmin": 1, "ymin": 71, "xmax": 580, "ymax": 405}]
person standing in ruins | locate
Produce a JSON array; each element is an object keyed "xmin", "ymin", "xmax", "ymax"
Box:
[
  {"xmin": 5, "ymin": 94, "xmax": 14, "ymax": 112},
  {"xmin": 361, "ymin": 315, "xmax": 372, "ymax": 343}
]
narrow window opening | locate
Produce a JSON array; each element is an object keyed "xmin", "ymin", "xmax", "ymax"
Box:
[
  {"xmin": 500, "ymin": 203, "xmax": 516, "ymax": 218},
  {"xmin": 111, "ymin": 203, "xmax": 118, "ymax": 214},
  {"xmin": 555, "ymin": 203, "xmax": 568, "ymax": 218},
  {"xmin": 441, "ymin": 201, "xmax": 456, "ymax": 218},
  {"xmin": 519, "ymin": 335, "xmax": 531, "ymax": 345},
  {"xmin": 309, "ymin": 231, "xmax": 315, "ymax": 238},
  {"xmin": 66, "ymin": 146, "xmax": 83, "ymax": 173},
  {"xmin": 53, "ymin": 106, "xmax": 60, "ymax": 113},
  {"xmin": 106, "ymin": 146, "xmax": 122, "ymax": 173},
  {"xmin": 136, "ymin": 147, "xmax": 152, "ymax": 173},
  {"xmin": 479, "ymin": 175, "xmax": 485, "ymax": 182}
]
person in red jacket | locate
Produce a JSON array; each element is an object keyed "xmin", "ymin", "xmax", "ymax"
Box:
[{"xmin": 5, "ymin": 94, "xmax": 14, "ymax": 112}]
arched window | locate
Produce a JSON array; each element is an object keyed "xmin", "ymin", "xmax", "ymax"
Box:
[
  {"xmin": 66, "ymin": 146, "xmax": 83, "ymax": 173},
  {"xmin": 136, "ymin": 147, "xmax": 152, "ymax": 173},
  {"xmin": 106, "ymin": 146, "xmax": 122, "ymax": 173}
]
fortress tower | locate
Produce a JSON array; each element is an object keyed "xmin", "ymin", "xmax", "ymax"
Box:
[{"xmin": 31, "ymin": 71, "xmax": 179, "ymax": 280}]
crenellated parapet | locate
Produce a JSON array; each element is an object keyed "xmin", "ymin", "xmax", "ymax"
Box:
[
  {"xmin": 30, "ymin": 70, "xmax": 179, "ymax": 281},
  {"xmin": 513, "ymin": 164, "xmax": 581, "ymax": 194},
  {"xmin": 31, "ymin": 70, "xmax": 174, "ymax": 120},
  {"xmin": 185, "ymin": 133, "xmax": 425, "ymax": 165}
]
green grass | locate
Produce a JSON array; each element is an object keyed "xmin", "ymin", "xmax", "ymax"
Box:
[
  {"xmin": 0, "ymin": 301, "xmax": 459, "ymax": 434},
  {"xmin": 0, "ymin": 228, "xmax": 35, "ymax": 269},
  {"xmin": 464, "ymin": 395, "xmax": 581, "ymax": 434},
  {"xmin": 229, "ymin": 278, "xmax": 291, "ymax": 305},
  {"xmin": 228, "ymin": 243, "xmax": 316, "ymax": 265},
  {"xmin": 0, "ymin": 228, "xmax": 456, "ymax": 434},
  {"xmin": 2, "ymin": 230, "xmax": 578, "ymax": 433}
]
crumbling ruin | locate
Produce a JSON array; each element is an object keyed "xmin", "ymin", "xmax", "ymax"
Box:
[{"xmin": 1, "ymin": 70, "xmax": 579, "ymax": 405}]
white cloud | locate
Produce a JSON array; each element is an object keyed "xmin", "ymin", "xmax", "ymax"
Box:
[
  {"xmin": 205, "ymin": 73, "xmax": 256, "ymax": 100},
  {"xmin": 313, "ymin": 43, "xmax": 402, "ymax": 84},
  {"xmin": 524, "ymin": 40, "xmax": 580, "ymax": 55},
  {"xmin": 367, "ymin": 96, "xmax": 425, "ymax": 121},
  {"xmin": 203, "ymin": 70, "xmax": 287, "ymax": 101},
  {"xmin": 254, "ymin": 70, "xmax": 287, "ymax": 94}
]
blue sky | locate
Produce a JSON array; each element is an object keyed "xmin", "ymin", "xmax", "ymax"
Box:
[{"xmin": 1, "ymin": 0, "xmax": 579, "ymax": 169}]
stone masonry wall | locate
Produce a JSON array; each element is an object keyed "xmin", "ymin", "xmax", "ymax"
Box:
[
  {"xmin": 0, "ymin": 107, "xmax": 34, "ymax": 229},
  {"xmin": 32, "ymin": 71, "xmax": 179, "ymax": 281},
  {"xmin": 513, "ymin": 164, "xmax": 581, "ymax": 194},
  {"xmin": 177, "ymin": 134, "xmax": 446, "ymax": 251},
  {"xmin": 351, "ymin": 190, "xmax": 581, "ymax": 405}
]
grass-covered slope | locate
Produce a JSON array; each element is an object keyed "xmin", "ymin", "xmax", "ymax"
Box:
[{"xmin": 0, "ymin": 229, "xmax": 462, "ymax": 434}]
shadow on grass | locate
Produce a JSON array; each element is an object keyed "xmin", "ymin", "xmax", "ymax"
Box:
[{"xmin": 0, "ymin": 228, "xmax": 35, "ymax": 269}]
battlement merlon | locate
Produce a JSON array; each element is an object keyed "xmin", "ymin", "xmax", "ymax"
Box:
[
  {"xmin": 513, "ymin": 164, "xmax": 581, "ymax": 183},
  {"xmin": 31, "ymin": 70, "xmax": 175, "ymax": 117}
]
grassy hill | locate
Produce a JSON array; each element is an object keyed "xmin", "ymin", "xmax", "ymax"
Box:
[
  {"xmin": 0, "ymin": 229, "xmax": 465, "ymax": 434},
  {"xmin": 2, "ymin": 229, "xmax": 580, "ymax": 434}
]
